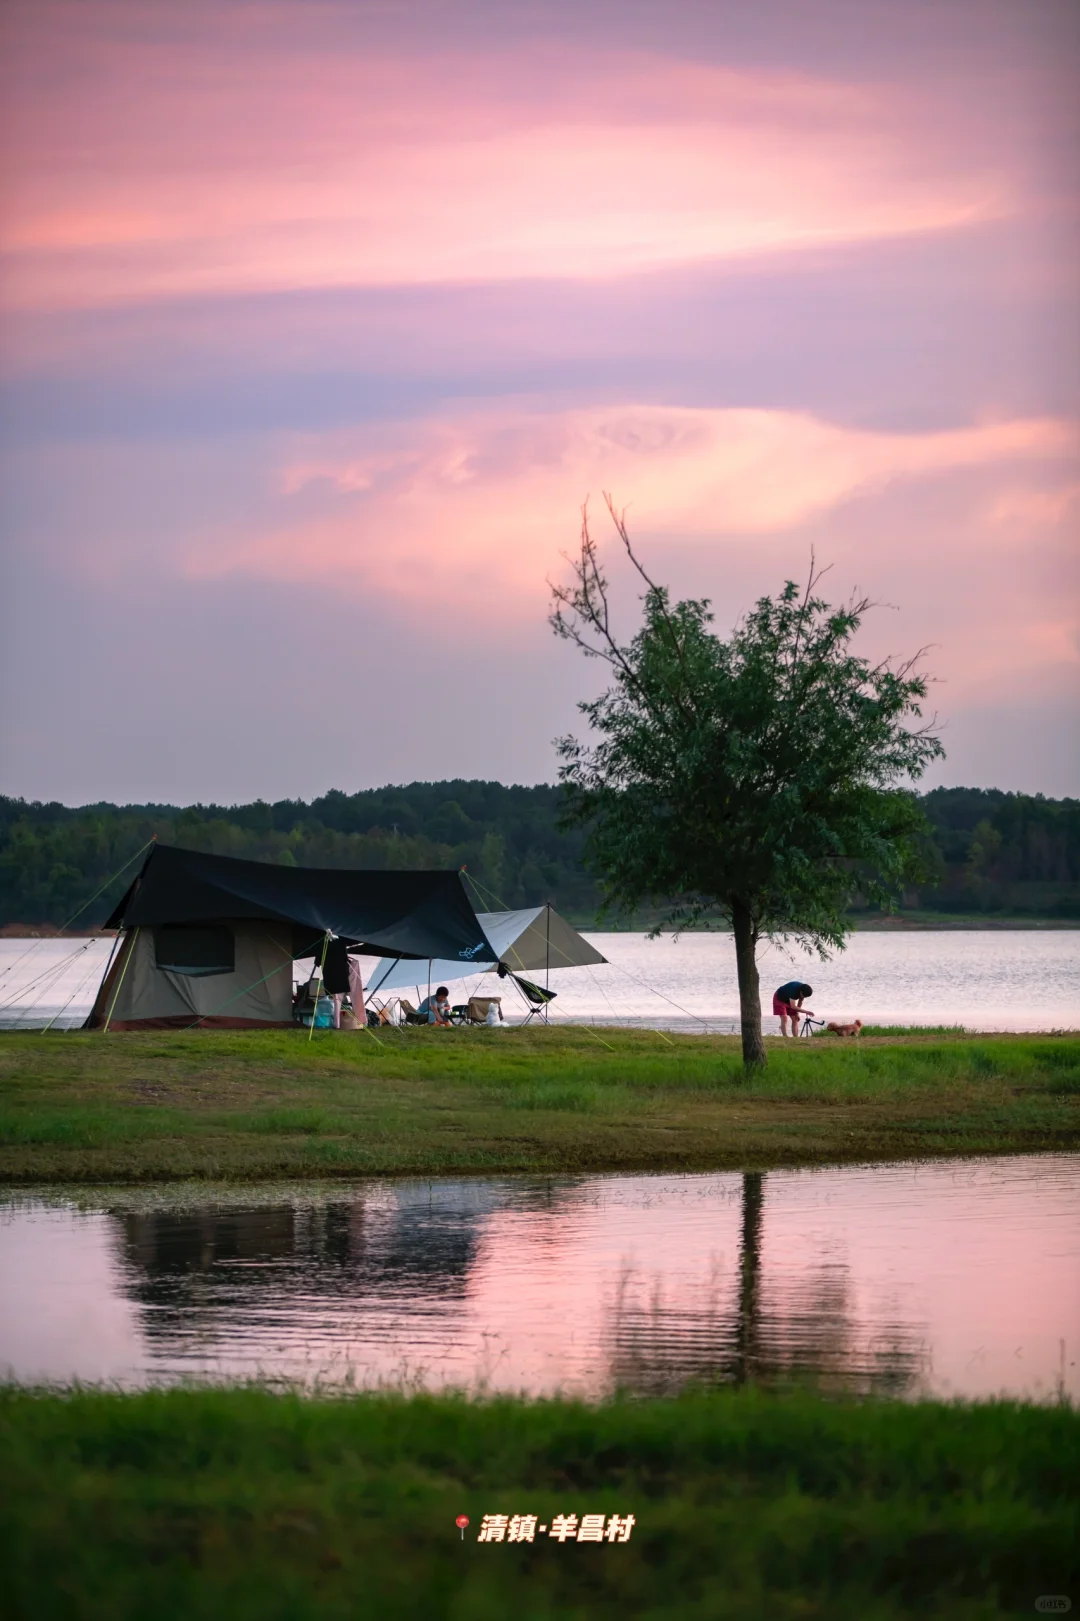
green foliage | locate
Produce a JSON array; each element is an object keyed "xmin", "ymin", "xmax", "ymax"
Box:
[
  {"xmin": 1, "ymin": 1385, "xmax": 1076, "ymax": 1620},
  {"xmin": 550, "ymin": 506, "xmax": 944, "ymax": 1063},
  {"xmin": 915, "ymin": 787, "xmax": 1080, "ymax": 916},
  {"xmin": 552, "ymin": 515, "xmax": 942, "ymax": 949}
]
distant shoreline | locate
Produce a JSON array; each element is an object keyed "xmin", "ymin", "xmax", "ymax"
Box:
[
  {"xmin": 574, "ymin": 915, "xmax": 1080, "ymax": 933},
  {"xmin": 3, "ymin": 916, "xmax": 1079, "ymax": 939}
]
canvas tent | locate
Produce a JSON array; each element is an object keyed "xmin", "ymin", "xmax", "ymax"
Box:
[
  {"xmin": 85, "ymin": 844, "xmax": 497, "ymax": 1030},
  {"xmin": 364, "ymin": 904, "xmax": 606, "ymax": 998}
]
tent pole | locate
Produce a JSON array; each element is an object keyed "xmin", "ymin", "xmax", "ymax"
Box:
[
  {"xmin": 308, "ymin": 930, "xmax": 330, "ymax": 1043},
  {"xmin": 103, "ymin": 928, "xmax": 139, "ymax": 1034},
  {"xmin": 545, "ymin": 903, "xmax": 551, "ymax": 1022}
]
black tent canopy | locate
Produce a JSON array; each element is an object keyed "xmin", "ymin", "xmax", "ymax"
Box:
[
  {"xmin": 88, "ymin": 844, "xmax": 496, "ymax": 1030},
  {"xmin": 104, "ymin": 844, "xmax": 496, "ymax": 961}
]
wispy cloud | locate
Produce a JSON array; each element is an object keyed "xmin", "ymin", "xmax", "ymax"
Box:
[
  {"xmin": 2, "ymin": 11, "xmax": 1018, "ymax": 309},
  {"xmin": 181, "ymin": 405, "xmax": 1075, "ymax": 600},
  {"xmin": 1, "ymin": 0, "xmax": 1076, "ymax": 800}
]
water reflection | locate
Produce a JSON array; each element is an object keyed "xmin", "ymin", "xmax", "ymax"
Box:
[
  {"xmin": 736, "ymin": 1171, "xmax": 763, "ymax": 1385},
  {"xmin": 1, "ymin": 1156, "xmax": 1076, "ymax": 1399},
  {"xmin": 605, "ymin": 1174, "xmax": 930, "ymax": 1397}
]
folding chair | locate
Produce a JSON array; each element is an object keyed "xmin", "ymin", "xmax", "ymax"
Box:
[
  {"xmin": 513, "ymin": 975, "xmax": 557, "ymax": 1026},
  {"xmin": 465, "ymin": 995, "xmax": 503, "ymax": 1025}
]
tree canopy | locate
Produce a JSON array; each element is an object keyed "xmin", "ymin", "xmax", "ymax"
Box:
[{"xmin": 551, "ymin": 499, "xmax": 945, "ymax": 1067}]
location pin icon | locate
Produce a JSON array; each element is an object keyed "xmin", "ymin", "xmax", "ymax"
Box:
[{"xmin": 456, "ymin": 1515, "xmax": 470, "ymax": 1541}]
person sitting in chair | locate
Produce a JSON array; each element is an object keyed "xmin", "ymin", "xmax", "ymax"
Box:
[
  {"xmin": 773, "ymin": 980, "xmax": 814, "ymax": 1037},
  {"xmin": 417, "ymin": 986, "xmax": 452, "ymax": 1026}
]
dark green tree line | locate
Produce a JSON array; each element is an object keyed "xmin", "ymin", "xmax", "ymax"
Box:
[{"xmin": 1, "ymin": 780, "xmax": 1077, "ymax": 932}]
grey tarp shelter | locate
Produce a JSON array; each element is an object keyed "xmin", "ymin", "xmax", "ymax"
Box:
[
  {"xmin": 365, "ymin": 903, "xmax": 607, "ymax": 997},
  {"xmin": 85, "ymin": 844, "xmax": 497, "ymax": 1030}
]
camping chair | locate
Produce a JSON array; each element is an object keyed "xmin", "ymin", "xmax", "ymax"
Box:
[
  {"xmin": 399, "ymin": 998, "xmax": 430, "ymax": 1026},
  {"xmin": 464, "ymin": 995, "xmax": 503, "ymax": 1025},
  {"xmin": 367, "ymin": 998, "xmax": 399, "ymax": 1027},
  {"xmin": 513, "ymin": 975, "xmax": 557, "ymax": 1026}
]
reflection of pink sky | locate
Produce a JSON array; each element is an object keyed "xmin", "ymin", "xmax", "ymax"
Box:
[
  {"xmin": 0, "ymin": 1208, "xmax": 141, "ymax": 1383},
  {"xmin": 455, "ymin": 1163, "xmax": 1079, "ymax": 1399},
  {"xmin": 1, "ymin": 1161, "xmax": 1075, "ymax": 1399}
]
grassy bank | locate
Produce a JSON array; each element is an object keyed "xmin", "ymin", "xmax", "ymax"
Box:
[
  {"xmin": 2, "ymin": 1385, "xmax": 1076, "ymax": 1620},
  {"xmin": 0, "ymin": 1027, "xmax": 1077, "ymax": 1183}
]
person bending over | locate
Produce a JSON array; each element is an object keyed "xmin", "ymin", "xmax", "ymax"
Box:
[
  {"xmin": 773, "ymin": 980, "xmax": 814, "ymax": 1037},
  {"xmin": 417, "ymin": 986, "xmax": 453, "ymax": 1026}
]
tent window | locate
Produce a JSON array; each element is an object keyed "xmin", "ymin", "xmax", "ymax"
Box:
[{"xmin": 154, "ymin": 925, "xmax": 235, "ymax": 977}]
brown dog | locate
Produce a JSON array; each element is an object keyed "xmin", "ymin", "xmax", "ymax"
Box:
[{"xmin": 825, "ymin": 1019, "xmax": 863, "ymax": 1037}]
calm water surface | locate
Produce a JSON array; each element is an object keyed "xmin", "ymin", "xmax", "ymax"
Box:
[
  {"xmin": 2, "ymin": 1156, "xmax": 1076, "ymax": 1400},
  {"xmin": 1, "ymin": 929, "xmax": 1077, "ymax": 1030}
]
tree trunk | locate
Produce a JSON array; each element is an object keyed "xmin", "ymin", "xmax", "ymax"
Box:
[{"xmin": 732, "ymin": 901, "xmax": 766, "ymax": 1070}]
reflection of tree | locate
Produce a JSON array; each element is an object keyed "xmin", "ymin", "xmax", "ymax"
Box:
[
  {"xmin": 607, "ymin": 1173, "xmax": 929, "ymax": 1398},
  {"xmin": 732, "ymin": 1171, "xmax": 763, "ymax": 1386},
  {"xmin": 111, "ymin": 1174, "xmax": 933, "ymax": 1392},
  {"xmin": 112, "ymin": 1179, "xmax": 596, "ymax": 1355},
  {"xmin": 115, "ymin": 1198, "xmax": 482, "ymax": 1350}
]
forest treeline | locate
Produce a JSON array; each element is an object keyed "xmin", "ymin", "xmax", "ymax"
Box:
[{"xmin": 1, "ymin": 781, "xmax": 1078, "ymax": 928}]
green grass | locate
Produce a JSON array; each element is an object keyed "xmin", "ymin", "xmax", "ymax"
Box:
[
  {"xmin": 1, "ymin": 1385, "xmax": 1075, "ymax": 1620},
  {"xmin": 0, "ymin": 1026, "xmax": 1077, "ymax": 1183},
  {"xmin": 819, "ymin": 1024, "xmax": 968, "ymax": 1037}
]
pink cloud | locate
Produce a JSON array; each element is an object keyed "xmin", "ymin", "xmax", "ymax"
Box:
[
  {"xmin": 1, "ymin": 6, "xmax": 1022, "ymax": 309},
  {"xmin": 153, "ymin": 403, "xmax": 1077, "ymax": 715},
  {"xmin": 209, "ymin": 403, "xmax": 1074, "ymax": 582}
]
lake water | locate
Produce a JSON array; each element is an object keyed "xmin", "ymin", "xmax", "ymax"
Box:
[
  {"xmin": 1, "ymin": 1156, "xmax": 1076, "ymax": 1402},
  {"xmin": 1, "ymin": 929, "xmax": 1077, "ymax": 1031}
]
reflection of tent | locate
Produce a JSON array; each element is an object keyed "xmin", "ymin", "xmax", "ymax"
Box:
[
  {"xmin": 365, "ymin": 904, "xmax": 606, "ymax": 997},
  {"xmin": 85, "ymin": 844, "xmax": 496, "ymax": 1030}
]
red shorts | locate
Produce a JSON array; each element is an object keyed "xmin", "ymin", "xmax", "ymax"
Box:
[{"xmin": 772, "ymin": 996, "xmax": 800, "ymax": 1017}]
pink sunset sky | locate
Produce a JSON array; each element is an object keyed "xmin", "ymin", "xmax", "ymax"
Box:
[{"xmin": 1, "ymin": 0, "xmax": 1077, "ymax": 803}]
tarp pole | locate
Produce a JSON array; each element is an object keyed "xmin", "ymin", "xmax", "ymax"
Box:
[
  {"xmin": 103, "ymin": 928, "xmax": 139, "ymax": 1034},
  {"xmin": 545, "ymin": 903, "xmax": 551, "ymax": 1020},
  {"xmin": 308, "ymin": 930, "xmax": 331, "ymax": 1043}
]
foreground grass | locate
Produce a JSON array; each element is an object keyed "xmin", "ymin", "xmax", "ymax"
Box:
[
  {"xmin": 0, "ymin": 1027, "xmax": 1077, "ymax": 1183},
  {"xmin": 1, "ymin": 1386, "xmax": 1075, "ymax": 1620}
]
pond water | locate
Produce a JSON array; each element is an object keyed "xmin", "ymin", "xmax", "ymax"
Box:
[
  {"xmin": 2, "ymin": 1155, "xmax": 1076, "ymax": 1401},
  {"xmin": 1, "ymin": 929, "xmax": 1077, "ymax": 1031}
]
